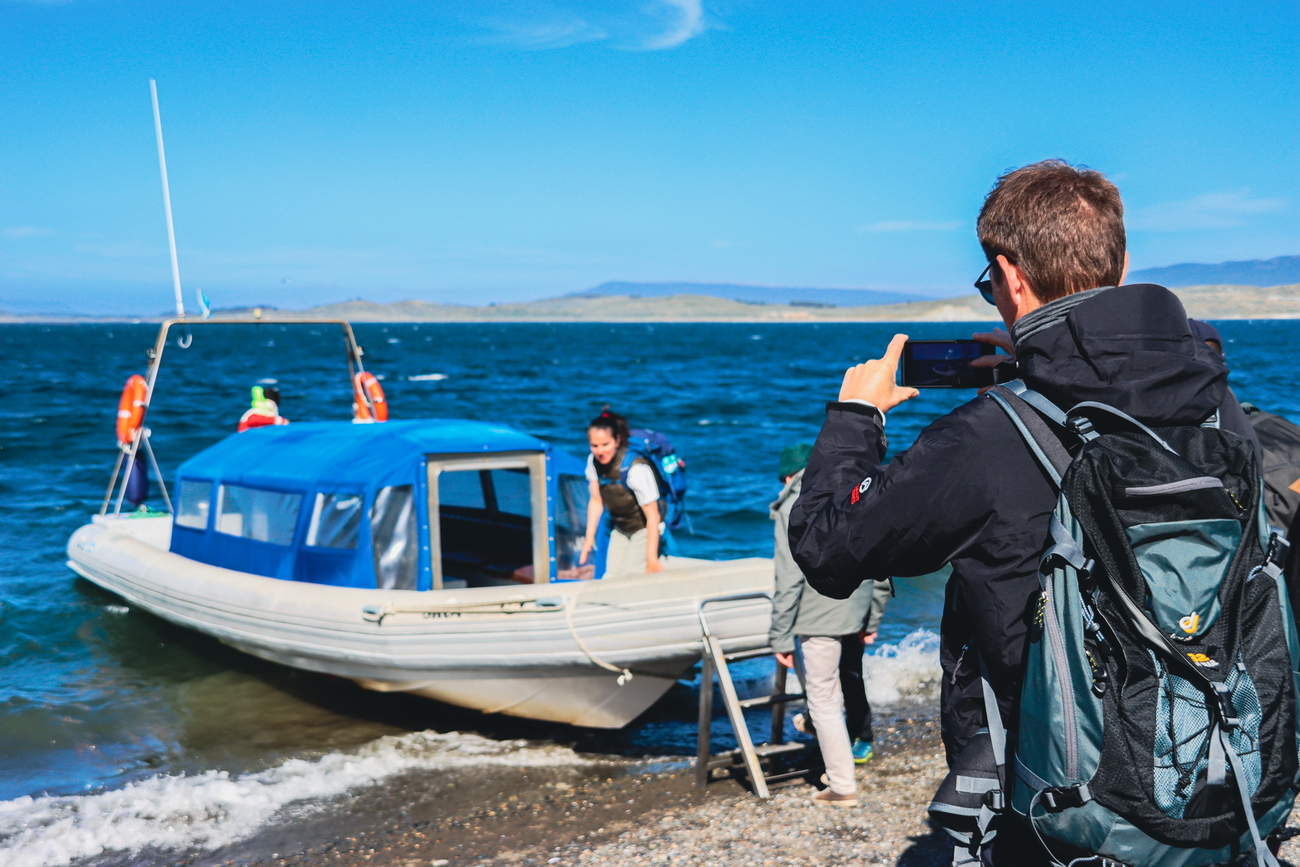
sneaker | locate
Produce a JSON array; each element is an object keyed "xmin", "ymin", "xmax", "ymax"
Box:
[
  {"xmin": 852, "ymin": 739, "xmax": 875, "ymax": 764},
  {"xmin": 811, "ymin": 788, "xmax": 858, "ymax": 808},
  {"xmin": 793, "ymin": 713, "xmax": 816, "ymax": 737}
]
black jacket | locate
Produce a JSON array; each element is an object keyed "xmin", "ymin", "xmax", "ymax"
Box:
[{"xmin": 789, "ymin": 284, "xmax": 1252, "ymax": 763}]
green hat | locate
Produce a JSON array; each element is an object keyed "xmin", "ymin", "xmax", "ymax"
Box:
[{"xmin": 778, "ymin": 443, "xmax": 813, "ymax": 480}]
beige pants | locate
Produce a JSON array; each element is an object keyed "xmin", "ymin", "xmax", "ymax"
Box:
[
  {"xmin": 802, "ymin": 635, "xmax": 857, "ymax": 795},
  {"xmin": 604, "ymin": 528, "xmax": 649, "ymax": 580}
]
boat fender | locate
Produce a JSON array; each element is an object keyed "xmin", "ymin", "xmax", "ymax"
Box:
[
  {"xmin": 352, "ymin": 371, "xmax": 388, "ymax": 422},
  {"xmin": 116, "ymin": 374, "xmax": 148, "ymax": 447},
  {"xmin": 124, "ymin": 452, "xmax": 149, "ymax": 507}
]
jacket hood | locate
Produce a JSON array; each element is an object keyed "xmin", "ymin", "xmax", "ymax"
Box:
[
  {"xmin": 770, "ymin": 469, "xmax": 803, "ymax": 518},
  {"xmin": 1013, "ymin": 284, "xmax": 1227, "ymax": 426}
]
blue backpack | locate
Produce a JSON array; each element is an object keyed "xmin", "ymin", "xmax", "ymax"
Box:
[{"xmin": 624, "ymin": 428, "xmax": 688, "ymax": 534}]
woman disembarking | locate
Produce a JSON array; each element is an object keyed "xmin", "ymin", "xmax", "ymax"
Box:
[{"xmin": 578, "ymin": 409, "xmax": 663, "ymax": 579}]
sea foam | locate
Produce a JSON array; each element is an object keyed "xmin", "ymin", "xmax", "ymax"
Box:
[
  {"xmin": 0, "ymin": 731, "xmax": 587, "ymax": 867},
  {"xmin": 863, "ymin": 628, "xmax": 942, "ymax": 705},
  {"xmin": 729, "ymin": 629, "xmax": 942, "ymax": 707}
]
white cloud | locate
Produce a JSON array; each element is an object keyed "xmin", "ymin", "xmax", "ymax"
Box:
[
  {"xmin": 859, "ymin": 220, "xmax": 962, "ymax": 233},
  {"xmin": 1, "ymin": 226, "xmax": 56, "ymax": 239},
  {"xmin": 637, "ymin": 0, "xmax": 706, "ymax": 50},
  {"xmin": 478, "ymin": 16, "xmax": 608, "ymax": 50},
  {"xmin": 1129, "ymin": 190, "xmax": 1287, "ymax": 232},
  {"xmin": 472, "ymin": 0, "xmax": 707, "ymax": 52}
]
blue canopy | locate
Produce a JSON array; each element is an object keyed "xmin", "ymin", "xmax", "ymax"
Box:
[
  {"xmin": 177, "ymin": 419, "xmax": 552, "ymax": 492},
  {"xmin": 169, "ymin": 419, "xmax": 590, "ymax": 589}
]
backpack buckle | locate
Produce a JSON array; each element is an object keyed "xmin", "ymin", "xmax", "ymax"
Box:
[
  {"xmin": 1267, "ymin": 533, "xmax": 1290, "ymax": 569},
  {"xmin": 1067, "ymin": 415, "xmax": 1096, "ymax": 438},
  {"xmin": 981, "ymin": 789, "xmax": 1005, "ymax": 812},
  {"xmin": 1213, "ymin": 683, "xmax": 1240, "ymax": 729},
  {"xmin": 1040, "ymin": 783, "xmax": 1091, "ymax": 812}
]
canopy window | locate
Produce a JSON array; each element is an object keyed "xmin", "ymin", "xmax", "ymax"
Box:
[
  {"xmin": 426, "ymin": 452, "xmax": 548, "ymax": 590},
  {"xmin": 175, "ymin": 479, "xmax": 213, "ymax": 530},
  {"xmin": 215, "ymin": 484, "xmax": 302, "ymax": 546},
  {"xmin": 555, "ymin": 474, "xmax": 593, "ymax": 580},
  {"xmin": 371, "ymin": 485, "xmax": 417, "ymax": 590},
  {"xmin": 306, "ymin": 492, "xmax": 363, "ymax": 550}
]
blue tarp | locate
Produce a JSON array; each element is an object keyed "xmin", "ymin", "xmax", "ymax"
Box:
[
  {"xmin": 176, "ymin": 419, "xmax": 550, "ymax": 493},
  {"xmin": 169, "ymin": 419, "xmax": 588, "ymax": 589}
]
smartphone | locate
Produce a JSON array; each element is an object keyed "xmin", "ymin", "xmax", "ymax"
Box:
[{"xmin": 900, "ymin": 340, "xmax": 1004, "ymax": 388}]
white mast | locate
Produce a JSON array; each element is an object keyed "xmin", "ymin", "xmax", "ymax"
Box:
[{"xmin": 150, "ymin": 79, "xmax": 185, "ymax": 318}]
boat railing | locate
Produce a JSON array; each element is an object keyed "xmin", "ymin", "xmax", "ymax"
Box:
[
  {"xmin": 101, "ymin": 317, "xmax": 371, "ymax": 518},
  {"xmin": 696, "ymin": 591, "xmax": 772, "ymax": 639}
]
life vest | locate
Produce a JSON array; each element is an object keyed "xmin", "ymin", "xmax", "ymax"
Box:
[
  {"xmin": 238, "ymin": 408, "xmax": 289, "ymax": 433},
  {"xmin": 595, "ymin": 446, "xmax": 651, "ymax": 535}
]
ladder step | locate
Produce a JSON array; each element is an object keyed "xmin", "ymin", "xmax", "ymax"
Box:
[
  {"xmin": 723, "ymin": 647, "xmax": 778, "ymax": 662},
  {"xmin": 705, "ymin": 740, "xmax": 805, "ymax": 770},
  {"xmin": 737, "ymin": 693, "xmax": 803, "ymax": 710},
  {"xmin": 697, "ymin": 632, "xmax": 807, "ymax": 799}
]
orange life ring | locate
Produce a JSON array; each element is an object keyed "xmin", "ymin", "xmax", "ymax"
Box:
[
  {"xmin": 116, "ymin": 374, "xmax": 148, "ymax": 446},
  {"xmin": 353, "ymin": 371, "xmax": 388, "ymax": 422}
]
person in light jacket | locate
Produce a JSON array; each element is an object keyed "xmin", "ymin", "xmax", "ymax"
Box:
[{"xmin": 769, "ymin": 443, "xmax": 890, "ymax": 807}]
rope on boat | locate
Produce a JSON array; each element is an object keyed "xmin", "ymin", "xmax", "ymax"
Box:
[
  {"xmin": 361, "ymin": 584, "xmax": 633, "ymax": 685},
  {"xmin": 562, "ymin": 580, "xmax": 634, "ymax": 685},
  {"xmin": 361, "ymin": 596, "xmax": 565, "ymax": 622}
]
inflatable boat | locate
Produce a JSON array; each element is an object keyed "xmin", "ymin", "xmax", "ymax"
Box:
[{"xmin": 66, "ymin": 319, "xmax": 773, "ymax": 728}]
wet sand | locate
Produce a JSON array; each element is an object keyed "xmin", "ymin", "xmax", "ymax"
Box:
[{"xmin": 119, "ymin": 712, "xmax": 1300, "ymax": 867}]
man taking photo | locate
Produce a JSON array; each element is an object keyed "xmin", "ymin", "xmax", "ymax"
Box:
[{"xmin": 788, "ymin": 159, "xmax": 1256, "ymax": 863}]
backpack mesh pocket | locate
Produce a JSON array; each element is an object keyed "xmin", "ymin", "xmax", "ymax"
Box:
[{"xmin": 1153, "ymin": 656, "xmax": 1263, "ymax": 819}]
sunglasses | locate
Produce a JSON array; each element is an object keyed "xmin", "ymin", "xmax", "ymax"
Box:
[{"xmin": 973, "ymin": 264, "xmax": 996, "ymax": 306}]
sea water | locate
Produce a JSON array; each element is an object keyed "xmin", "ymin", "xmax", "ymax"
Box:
[{"xmin": 1, "ymin": 319, "xmax": 1291, "ymax": 865}]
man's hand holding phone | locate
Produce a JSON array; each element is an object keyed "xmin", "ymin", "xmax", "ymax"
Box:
[
  {"xmin": 969, "ymin": 329, "xmax": 1015, "ymax": 394},
  {"xmin": 839, "ymin": 333, "xmax": 920, "ymax": 415}
]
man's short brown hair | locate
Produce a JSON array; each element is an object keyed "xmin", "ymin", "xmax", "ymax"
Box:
[{"xmin": 977, "ymin": 160, "xmax": 1126, "ymax": 304}]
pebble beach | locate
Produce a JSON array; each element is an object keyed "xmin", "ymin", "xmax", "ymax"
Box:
[
  {"xmin": 182, "ymin": 715, "xmax": 952, "ymax": 867},
  {"xmin": 150, "ymin": 711, "xmax": 1296, "ymax": 867}
]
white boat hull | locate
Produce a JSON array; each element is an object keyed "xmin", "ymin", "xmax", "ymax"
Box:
[{"xmin": 67, "ymin": 516, "xmax": 774, "ymax": 728}]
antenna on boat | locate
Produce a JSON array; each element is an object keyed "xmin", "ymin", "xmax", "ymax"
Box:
[{"xmin": 150, "ymin": 79, "xmax": 186, "ymax": 319}]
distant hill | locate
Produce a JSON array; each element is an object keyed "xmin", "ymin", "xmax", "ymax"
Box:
[
  {"xmin": 1128, "ymin": 256, "xmax": 1300, "ymax": 288},
  {"xmin": 229, "ymin": 283, "xmax": 1300, "ymax": 323},
  {"xmin": 572, "ymin": 281, "xmax": 924, "ymax": 307},
  {"xmin": 8, "ymin": 282, "xmax": 1300, "ymax": 324}
]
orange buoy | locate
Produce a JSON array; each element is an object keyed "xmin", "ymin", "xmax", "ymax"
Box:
[
  {"xmin": 353, "ymin": 371, "xmax": 388, "ymax": 422},
  {"xmin": 116, "ymin": 374, "xmax": 148, "ymax": 446}
]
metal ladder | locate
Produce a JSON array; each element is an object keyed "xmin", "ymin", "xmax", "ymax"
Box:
[{"xmin": 695, "ymin": 592, "xmax": 808, "ymax": 799}]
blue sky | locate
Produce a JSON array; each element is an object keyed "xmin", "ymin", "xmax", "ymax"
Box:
[{"xmin": 1, "ymin": 0, "xmax": 1296, "ymax": 315}]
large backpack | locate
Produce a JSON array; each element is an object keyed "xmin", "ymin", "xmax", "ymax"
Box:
[
  {"xmin": 1241, "ymin": 403, "xmax": 1300, "ymax": 534},
  {"xmin": 623, "ymin": 428, "xmax": 688, "ymax": 533},
  {"xmin": 948, "ymin": 382, "xmax": 1300, "ymax": 867}
]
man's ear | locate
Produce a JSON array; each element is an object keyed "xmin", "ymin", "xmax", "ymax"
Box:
[{"xmin": 997, "ymin": 254, "xmax": 1040, "ymax": 316}]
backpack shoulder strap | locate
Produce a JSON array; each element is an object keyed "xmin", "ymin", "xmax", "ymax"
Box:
[
  {"xmin": 619, "ymin": 448, "xmax": 651, "ymax": 484},
  {"xmin": 986, "ymin": 383, "xmax": 1074, "ymax": 486},
  {"xmin": 1069, "ymin": 400, "xmax": 1179, "ymax": 455}
]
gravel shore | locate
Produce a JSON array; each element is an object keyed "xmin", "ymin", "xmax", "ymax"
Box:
[
  {"xmin": 181, "ymin": 715, "xmax": 952, "ymax": 867},
  {"xmin": 157, "ymin": 712, "xmax": 1299, "ymax": 867}
]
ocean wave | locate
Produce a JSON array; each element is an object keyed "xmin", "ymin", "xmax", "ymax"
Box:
[
  {"xmin": 864, "ymin": 628, "xmax": 942, "ymax": 705},
  {"xmin": 0, "ymin": 730, "xmax": 588, "ymax": 867},
  {"xmin": 726, "ymin": 629, "xmax": 942, "ymax": 707}
]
